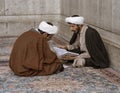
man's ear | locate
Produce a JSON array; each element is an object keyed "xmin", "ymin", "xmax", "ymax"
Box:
[{"xmin": 43, "ymin": 33, "xmax": 48, "ymax": 38}]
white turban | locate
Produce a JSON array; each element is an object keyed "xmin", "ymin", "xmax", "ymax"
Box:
[
  {"xmin": 65, "ymin": 16, "xmax": 84, "ymax": 25},
  {"xmin": 38, "ymin": 21, "xmax": 58, "ymax": 34}
]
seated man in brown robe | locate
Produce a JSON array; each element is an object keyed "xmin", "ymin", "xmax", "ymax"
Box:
[{"xmin": 9, "ymin": 21, "xmax": 64, "ymax": 76}]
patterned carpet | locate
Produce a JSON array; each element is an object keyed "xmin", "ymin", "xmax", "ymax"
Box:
[
  {"xmin": 0, "ymin": 63, "xmax": 120, "ymax": 93},
  {"xmin": 0, "ymin": 36, "xmax": 120, "ymax": 93}
]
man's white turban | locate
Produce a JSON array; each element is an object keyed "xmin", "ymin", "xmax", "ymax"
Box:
[
  {"xmin": 39, "ymin": 21, "xmax": 58, "ymax": 34},
  {"xmin": 65, "ymin": 16, "xmax": 84, "ymax": 25}
]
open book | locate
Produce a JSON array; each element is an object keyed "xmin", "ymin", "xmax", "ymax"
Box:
[{"xmin": 53, "ymin": 47, "xmax": 79, "ymax": 60}]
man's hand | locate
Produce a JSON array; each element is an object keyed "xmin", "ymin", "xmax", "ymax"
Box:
[
  {"xmin": 57, "ymin": 45, "xmax": 67, "ymax": 49},
  {"xmin": 60, "ymin": 54, "xmax": 77, "ymax": 60},
  {"xmin": 72, "ymin": 58, "xmax": 85, "ymax": 68}
]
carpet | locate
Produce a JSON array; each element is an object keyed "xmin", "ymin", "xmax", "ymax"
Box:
[
  {"xmin": 0, "ymin": 36, "xmax": 120, "ymax": 93},
  {"xmin": 0, "ymin": 63, "xmax": 120, "ymax": 93}
]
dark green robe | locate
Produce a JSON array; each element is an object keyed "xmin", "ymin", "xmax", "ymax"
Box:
[
  {"xmin": 68, "ymin": 26, "xmax": 110, "ymax": 68},
  {"xmin": 85, "ymin": 26, "xmax": 110, "ymax": 68}
]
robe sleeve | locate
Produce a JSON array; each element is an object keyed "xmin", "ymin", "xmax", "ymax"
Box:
[
  {"xmin": 39, "ymin": 36, "xmax": 60, "ymax": 64},
  {"xmin": 23, "ymin": 39, "xmax": 42, "ymax": 71},
  {"xmin": 22, "ymin": 35, "xmax": 48, "ymax": 71}
]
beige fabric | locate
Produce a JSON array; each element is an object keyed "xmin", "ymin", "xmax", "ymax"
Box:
[
  {"xmin": 79, "ymin": 25, "xmax": 90, "ymax": 58},
  {"xmin": 67, "ymin": 25, "xmax": 91, "ymax": 67}
]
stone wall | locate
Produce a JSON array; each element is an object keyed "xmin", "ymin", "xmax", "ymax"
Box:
[
  {"xmin": 0, "ymin": 0, "xmax": 120, "ymax": 70},
  {"xmin": 0, "ymin": 0, "xmax": 61, "ymax": 37},
  {"xmin": 0, "ymin": 0, "xmax": 62, "ymax": 62},
  {"xmin": 60, "ymin": 0, "xmax": 120, "ymax": 70}
]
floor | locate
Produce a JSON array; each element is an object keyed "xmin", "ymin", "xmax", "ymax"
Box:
[
  {"xmin": 0, "ymin": 36, "xmax": 120, "ymax": 93},
  {"xmin": 0, "ymin": 63, "xmax": 120, "ymax": 93}
]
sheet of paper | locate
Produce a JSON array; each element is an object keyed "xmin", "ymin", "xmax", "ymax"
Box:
[
  {"xmin": 53, "ymin": 47, "xmax": 79, "ymax": 57},
  {"xmin": 63, "ymin": 64, "xmax": 70, "ymax": 68},
  {"xmin": 53, "ymin": 47, "xmax": 68, "ymax": 56}
]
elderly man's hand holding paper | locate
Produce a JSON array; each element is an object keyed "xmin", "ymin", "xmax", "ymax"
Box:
[{"xmin": 52, "ymin": 46, "xmax": 79, "ymax": 60}]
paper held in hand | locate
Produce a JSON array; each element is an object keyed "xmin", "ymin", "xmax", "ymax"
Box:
[{"xmin": 53, "ymin": 47, "xmax": 79, "ymax": 60}]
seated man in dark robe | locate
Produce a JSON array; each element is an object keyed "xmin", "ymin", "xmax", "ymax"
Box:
[
  {"xmin": 68, "ymin": 15, "xmax": 81, "ymax": 54},
  {"xmin": 59, "ymin": 15, "xmax": 110, "ymax": 69},
  {"xmin": 9, "ymin": 21, "xmax": 64, "ymax": 76},
  {"xmin": 66, "ymin": 15, "xmax": 83, "ymax": 63}
]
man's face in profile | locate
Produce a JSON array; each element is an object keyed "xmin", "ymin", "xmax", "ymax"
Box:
[
  {"xmin": 69, "ymin": 24, "xmax": 79, "ymax": 33},
  {"xmin": 46, "ymin": 34, "xmax": 54, "ymax": 41},
  {"xmin": 42, "ymin": 33, "xmax": 53, "ymax": 41}
]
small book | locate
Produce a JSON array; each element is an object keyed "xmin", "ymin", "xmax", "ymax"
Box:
[{"xmin": 53, "ymin": 47, "xmax": 79, "ymax": 60}]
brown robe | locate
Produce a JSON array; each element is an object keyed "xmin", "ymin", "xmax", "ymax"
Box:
[{"xmin": 9, "ymin": 29, "xmax": 63, "ymax": 76}]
